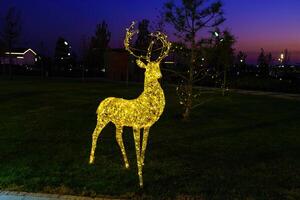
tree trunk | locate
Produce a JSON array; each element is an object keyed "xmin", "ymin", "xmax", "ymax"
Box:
[
  {"xmin": 41, "ymin": 61, "xmax": 45, "ymax": 79},
  {"xmin": 8, "ymin": 41, "xmax": 13, "ymax": 80},
  {"xmin": 8, "ymin": 56, "xmax": 13, "ymax": 80},
  {"xmin": 222, "ymin": 68, "xmax": 227, "ymax": 96},
  {"xmin": 183, "ymin": 105, "xmax": 190, "ymax": 121},
  {"xmin": 182, "ymin": 27, "xmax": 196, "ymax": 121},
  {"xmin": 82, "ymin": 65, "xmax": 85, "ymax": 82},
  {"xmin": 2, "ymin": 65, "xmax": 6, "ymax": 76},
  {"xmin": 183, "ymin": 17, "xmax": 196, "ymax": 121},
  {"xmin": 182, "ymin": 83, "xmax": 192, "ymax": 121}
]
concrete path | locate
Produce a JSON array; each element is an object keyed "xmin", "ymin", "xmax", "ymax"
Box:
[{"xmin": 0, "ymin": 191, "xmax": 124, "ymax": 200}]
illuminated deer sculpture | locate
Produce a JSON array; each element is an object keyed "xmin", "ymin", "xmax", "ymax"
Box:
[{"xmin": 89, "ymin": 22, "xmax": 171, "ymax": 187}]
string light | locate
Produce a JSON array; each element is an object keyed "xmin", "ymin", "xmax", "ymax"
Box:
[{"xmin": 89, "ymin": 21, "xmax": 171, "ymax": 187}]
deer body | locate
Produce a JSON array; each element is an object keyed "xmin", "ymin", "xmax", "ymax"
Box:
[
  {"xmin": 97, "ymin": 85, "xmax": 165, "ymax": 128},
  {"xmin": 89, "ymin": 22, "xmax": 171, "ymax": 187},
  {"xmin": 97, "ymin": 77, "xmax": 165, "ymax": 128}
]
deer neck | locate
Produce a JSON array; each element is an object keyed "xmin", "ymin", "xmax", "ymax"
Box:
[
  {"xmin": 142, "ymin": 75, "xmax": 165, "ymax": 110},
  {"xmin": 144, "ymin": 75, "xmax": 161, "ymax": 92},
  {"xmin": 140, "ymin": 75, "xmax": 165, "ymax": 122}
]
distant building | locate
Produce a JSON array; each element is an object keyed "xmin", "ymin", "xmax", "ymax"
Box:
[
  {"xmin": 0, "ymin": 48, "xmax": 37, "ymax": 66},
  {"xmin": 106, "ymin": 49, "xmax": 144, "ymax": 82},
  {"xmin": 106, "ymin": 49, "xmax": 129, "ymax": 81},
  {"xmin": 106, "ymin": 49, "xmax": 178, "ymax": 82}
]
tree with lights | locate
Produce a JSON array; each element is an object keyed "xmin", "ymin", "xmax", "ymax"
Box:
[
  {"xmin": 236, "ymin": 51, "xmax": 247, "ymax": 75},
  {"xmin": 204, "ymin": 29, "xmax": 235, "ymax": 96},
  {"xmin": 54, "ymin": 37, "xmax": 72, "ymax": 73},
  {"xmin": 257, "ymin": 48, "xmax": 272, "ymax": 77},
  {"xmin": 163, "ymin": 0, "xmax": 225, "ymax": 120}
]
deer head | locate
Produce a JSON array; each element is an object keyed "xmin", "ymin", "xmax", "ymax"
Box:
[{"xmin": 124, "ymin": 22, "xmax": 171, "ymax": 81}]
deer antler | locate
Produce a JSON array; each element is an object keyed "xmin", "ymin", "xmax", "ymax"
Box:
[
  {"xmin": 151, "ymin": 32, "xmax": 172, "ymax": 63},
  {"xmin": 124, "ymin": 21, "xmax": 139, "ymax": 58},
  {"xmin": 124, "ymin": 22, "xmax": 172, "ymax": 63},
  {"xmin": 124, "ymin": 21, "xmax": 149, "ymax": 61}
]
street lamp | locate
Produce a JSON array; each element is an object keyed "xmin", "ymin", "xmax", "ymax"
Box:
[
  {"xmin": 213, "ymin": 31, "xmax": 224, "ymax": 43},
  {"xmin": 279, "ymin": 53, "xmax": 284, "ymax": 64}
]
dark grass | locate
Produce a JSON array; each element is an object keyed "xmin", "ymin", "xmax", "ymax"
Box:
[
  {"xmin": 0, "ymin": 79, "xmax": 300, "ymax": 199},
  {"xmin": 232, "ymin": 76, "xmax": 300, "ymax": 93}
]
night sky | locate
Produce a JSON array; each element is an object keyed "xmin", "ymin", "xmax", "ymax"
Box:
[{"xmin": 1, "ymin": 0, "xmax": 300, "ymax": 63}]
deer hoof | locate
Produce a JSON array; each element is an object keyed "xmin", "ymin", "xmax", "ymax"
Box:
[{"xmin": 89, "ymin": 157, "xmax": 94, "ymax": 164}]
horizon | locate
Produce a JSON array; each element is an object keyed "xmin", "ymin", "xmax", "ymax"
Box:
[{"xmin": 0, "ymin": 0, "xmax": 300, "ymax": 64}]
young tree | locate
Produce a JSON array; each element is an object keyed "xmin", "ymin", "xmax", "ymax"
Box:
[
  {"xmin": 266, "ymin": 52, "xmax": 273, "ymax": 67},
  {"xmin": 257, "ymin": 48, "xmax": 272, "ymax": 77},
  {"xmin": 1, "ymin": 7, "xmax": 22, "ymax": 79},
  {"xmin": 87, "ymin": 21, "xmax": 111, "ymax": 74},
  {"xmin": 79, "ymin": 35, "xmax": 89, "ymax": 81},
  {"xmin": 0, "ymin": 39, "xmax": 4, "ymax": 54},
  {"xmin": 163, "ymin": 0, "xmax": 225, "ymax": 120},
  {"xmin": 206, "ymin": 29, "xmax": 235, "ymax": 95},
  {"xmin": 38, "ymin": 41, "xmax": 45, "ymax": 78},
  {"xmin": 0, "ymin": 39, "xmax": 5, "ymax": 75},
  {"xmin": 236, "ymin": 51, "xmax": 247, "ymax": 74},
  {"xmin": 54, "ymin": 37, "xmax": 72, "ymax": 73}
]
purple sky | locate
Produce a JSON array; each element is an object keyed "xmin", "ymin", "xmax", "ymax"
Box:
[{"xmin": 1, "ymin": 0, "xmax": 300, "ymax": 63}]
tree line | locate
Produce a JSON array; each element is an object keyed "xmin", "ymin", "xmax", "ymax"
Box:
[{"xmin": 0, "ymin": 1, "xmax": 297, "ymax": 120}]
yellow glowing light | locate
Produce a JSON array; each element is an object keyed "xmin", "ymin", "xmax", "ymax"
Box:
[{"xmin": 89, "ymin": 21, "xmax": 171, "ymax": 187}]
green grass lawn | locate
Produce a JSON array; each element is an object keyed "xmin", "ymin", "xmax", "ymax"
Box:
[{"xmin": 0, "ymin": 79, "xmax": 300, "ymax": 200}]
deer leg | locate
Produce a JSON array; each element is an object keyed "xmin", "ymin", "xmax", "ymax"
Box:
[
  {"xmin": 116, "ymin": 126, "xmax": 129, "ymax": 169},
  {"xmin": 133, "ymin": 127, "xmax": 143, "ymax": 188},
  {"xmin": 89, "ymin": 119, "xmax": 107, "ymax": 164},
  {"xmin": 141, "ymin": 127, "xmax": 150, "ymax": 166}
]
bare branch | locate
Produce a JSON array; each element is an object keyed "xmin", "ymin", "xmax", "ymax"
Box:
[
  {"xmin": 184, "ymin": 8, "xmax": 192, "ymax": 29},
  {"xmin": 162, "ymin": 68, "xmax": 189, "ymax": 81},
  {"xmin": 191, "ymin": 98, "xmax": 213, "ymax": 110},
  {"xmin": 196, "ymin": 14, "xmax": 215, "ymax": 30}
]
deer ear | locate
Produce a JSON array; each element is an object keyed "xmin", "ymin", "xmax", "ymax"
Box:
[{"xmin": 136, "ymin": 59, "xmax": 146, "ymax": 69}]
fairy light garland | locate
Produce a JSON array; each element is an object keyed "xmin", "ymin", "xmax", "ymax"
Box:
[{"xmin": 89, "ymin": 21, "xmax": 171, "ymax": 187}]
